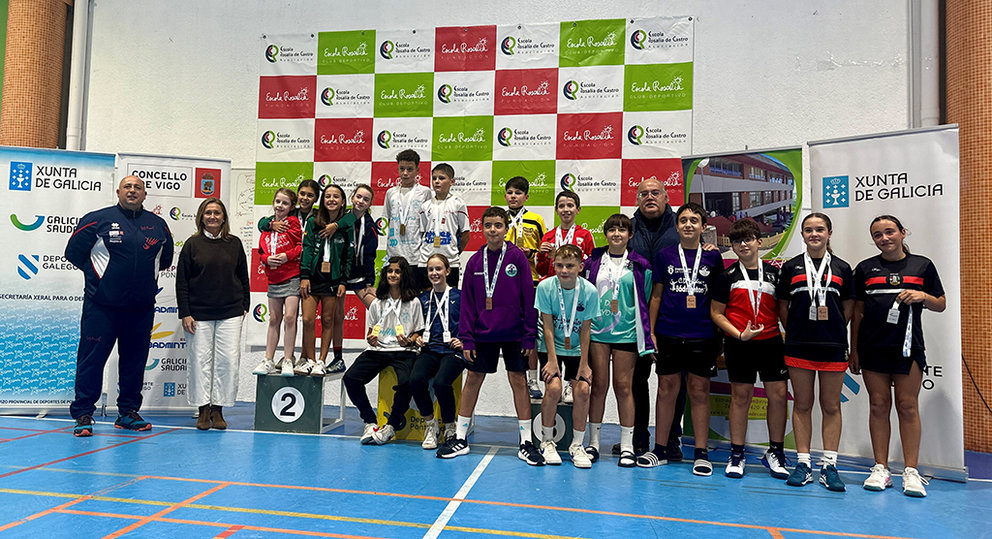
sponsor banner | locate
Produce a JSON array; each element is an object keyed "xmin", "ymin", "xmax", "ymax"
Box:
[
  {"xmin": 369, "ymin": 161, "xmax": 432, "ymax": 205},
  {"xmin": 445, "ymin": 160, "xmax": 493, "ymax": 206},
  {"xmin": 432, "ymin": 115, "xmax": 493, "ymax": 162},
  {"xmin": 621, "ymin": 110, "xmax": 692, "ymax": 158},
  {"xmin": 555, "ymin": 159, "xmax": 621, "ymax": 207},
  {"xmin": 246, "ymin": 290, "xmax": 369, "ymax": 347},
  {"xmin": 434, "ymin": 25, "xmax": 497, "ymax": 72},
  {"xmin": 115, "ymin": 153, "xmax": 232, "ymax": 411},
  {"xmin": 256, "ymin": 119, "xmax": 316, "ymax": 163},
  {"xmin": 494, "ymin": 68, "xmax": 558, "ymax": 116},
  {"xmin": 496, "ymin": 22, "xmax": 559, "ymax": 70},
  {"xmin": 433, "ymin": 71, "xmax": 495, "ymax": 117},
  {"xmin": 258, "ymin": 75, "xmax": 316, "ymax": 119},
  {"xmin": 371, "ymin": 118, "xmax": 432, "ymax": 162},
  {"xmin": 254, "ymin": 162, "xmax": 313, "ymax": 205},
  {"xmin": 0, "ymin": 147, "xmax": 115, "ymax": 410},
  {"xmin": 313, "ymin": 161, "xmax": 373, "ymax": 202},
  {"xmin": 623, "ymin": 62, "xmax": 693, "ymax": 112},
  {"xmin": 490, "ymin": 159, "xmax": 556, "ymax": 207},
  {"xmin": 625, "ymin": 15, "xmax": 694, "ymax": 65},
  {"xmin": 810, "ymin": 127, "xmax": 963, "ymax": 474},
  {"xmin": 315, "ymin": 75, "xmax": 374, "ymax": 118},
  {"xmin": 557, "ymin": 66, "xmax": 624, "ymax": 114},
  {"xmin": 620, "ymin": 158, "xmax": 684, "ymax": 207},
  {"xmin": 492, "ymin": 114, "xmax": 557, "ymax": 161},
  {"xmin": 559, "ymin": 18, "xmax": 625, "ymax": 67},
  {"xmin": 314, "ymin": 118, "xmax": 374, "ymax": 162},
  {"xmin": 570, "ymin": 205, "xmax": 620, "ymax": 246},
  {"xmin": 374, "ymin": 72, "xmax": 434, "ymax": 117},
  {"xmin": 260, "ymin": 34, "xmax": 317, "ymax": 75},
  {"xmin": 317, "ymin": 30, "xmax": 376, "ymax": 75},
  {"xmin": 375, "ymin": 29, "xmax": 434, "ymax": 73},
  {"xmin": 556, "ymin": 112, "xmax": 623, "ymax": 161}
]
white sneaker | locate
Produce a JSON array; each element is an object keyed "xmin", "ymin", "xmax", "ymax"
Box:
[
  {"xmin": 442, "ymin": 422, "xmax": 456, "ymax": 443},
  {"xmin": 279, "ymin": 357, "xmax": 294, "ymax": 377},
  {"xmin": 422, "ymin": 419, "xmax": 440, "ymax": 450},
  {"xmin": 252, "ymin": 358, "xmax": 277, "ymax": 375},
  {"xmin": 561, "ymin": 381, "xmax": 573, "ymax": 404},
  {"xmin": 760, "ymin": 450, "xmax": 790, "ymax": 480},
  {"xmin": 569, "ymin": 444, "xmax": 592, "ymax": 469},
  {"xmin": 902, "ymin": 467, "xmax": 928, "ymax": 497},
  {"xmin": 360, "ymin": 423, "xmax": 377, "ymax": 445},
  {"xmin": 527, "ymin": 378, "xmax": 542, "ymax": 399},
  {"xmin": 540, "ymin": 439, "xmax": 562, "ymax": 465},
  {"xmin": 372, "ymin": 424, "xmax": 395, "ymax": 445},
  {"xmin": 293, "ymin": 358, "xmax": 312, "ymax": 375},
  {"xmin": 310, "ymin": 359, "xmax": 325, "ymax": 376},
  {"xmin": 863, "ymin": 464, "xmax": 892, "ymax": 491},
  {"xmin": 725, "ymin": 454, "xmax": 745, "ymax": 478}
]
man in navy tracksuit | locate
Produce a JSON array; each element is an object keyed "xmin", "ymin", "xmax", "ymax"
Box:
[{"xmin": 65, "ymin": 175, "xmax": 173, "ymax": 436}]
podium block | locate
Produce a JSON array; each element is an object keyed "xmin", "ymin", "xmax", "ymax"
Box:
[
  {"xmin": 529, "ymin": 400, "xmax": 575, "ymax": 449},
  {"xmin": 376, "ymin": 366, "xmax": 462, "ymax": 441},
  {"xmin": 254, "ymin": 373, "xmax": 343, "ymax": 434}
]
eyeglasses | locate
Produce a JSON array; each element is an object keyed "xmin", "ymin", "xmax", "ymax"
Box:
[
  {"xmin": 732, "ymin": 237, "xmax": 757, "ymax": 245},
  {"xmin": 637, "ymin": 190, "xmax": 664, "ymax": 199}
]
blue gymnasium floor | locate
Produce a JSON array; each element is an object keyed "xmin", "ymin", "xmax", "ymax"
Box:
[{"xmin": 1, "ymin": 407, "xmax": 991, "ymax": 539}]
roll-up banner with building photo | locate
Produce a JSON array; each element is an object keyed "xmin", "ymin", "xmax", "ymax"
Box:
[
  {"xmin": 106, "ymin": 153, "xmax": 232, "ymax": 413},
  {"xmin": 810, "ymin": 125, "xmax": 963, "ymax": 479},
  {"xmin": 0, "ymin": 146, "xmax": 116, "ymax": 412}
]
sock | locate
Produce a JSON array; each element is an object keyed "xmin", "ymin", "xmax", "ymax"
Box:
[
  {"xmin": 542, "ymin": 425, "xmax": 554, "ymax": 443},
  {"xmin": 333, "ymin": 348, "xmax": 343, "ymax": 361},
  {"xmin": 572, "ymin": 428, "xmax": 585, "ymax": 447},
  {"xmin": 619, "ymin": 426, "xmax": 634, "ymax": 453},
  {"xmin": 694, "ymin": 447, "xmax": 709, "ymax": 461},
  {"xmin": 588, "ymin": 422, "xmax": 601, "ymax": 450},
  {"xmin": 731, "ymin": 444, "xmax": 745, "ymax": 457},
  {"xmin": 456, "ymin": 415, "xmax": 471, "ymax": 440},
  {"xmin": 823, "ymin": 450, "xmax": 838, "ymax": 466},
  {"xmin": 769, "ymin": 441, "xmax": 784, "ymax": 454},
  {"xmin": 527, "ymin": 369, "xmax": 538, "ymax": 382},
  {"xmin": 653, "ymin": 443, "xmax": 666, "ymax": 456},
  {"xmin": 798, "ymin": 452, "xmax": 812, "ymax": 466},
  {"xmin": 519, "ymin": 420, "xmax": 532, "ymax": 445}
]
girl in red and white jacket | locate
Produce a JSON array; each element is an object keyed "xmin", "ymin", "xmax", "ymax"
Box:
[{"xmin": 253, "ymin": 188, "xmax": 302, "ymax": 377}]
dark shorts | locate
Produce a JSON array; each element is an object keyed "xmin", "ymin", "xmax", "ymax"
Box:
[
  {"xmin": 784, "ymin": 344, "xmax": 848, "ymax": 372},
  {"xmin": 724, "ymin": 334, "xmax": 789, "ymax": 384},
  {"xmin": 858, "ymin": 347, "xmax": 926, "ymax": 376},
  {"xmin": 537, "ymin": 351, "xmax": 580, "ymax": 382},
  {"xmin": 344, "ymin": 278, "xmax": 373, "ymax": 292},
  {"xmin": 655, "ymin": 335, "xmax": 720, "ymax": 378},
  {"xmin": 589, "ymin": 340, "xmax": 639, "ymax": 355},
  {"xmin": 309, "ymin": 270, "xmax": 343, "ymax": 296},
  {"xmin": 468, "ymin": 341, "xmax": 528, "ymax": 374}
]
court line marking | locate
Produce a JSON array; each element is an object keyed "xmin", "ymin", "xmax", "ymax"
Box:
[
  {"xmin": 0, "ymin": 428, "xmax": 179, "ymax": 480},
  {"xmin": 214, "ymin": 524, "xmax": 244, "ymax": 538},
  {"xmin": 0, "ymin": 425, "xmax": 71, "ymax": 444},
  {"xmin": 102, "ymin": 481, "xmax": 232, "ymax": 538},
  {"xmin": 0, "ymin": 425, "xmax": 141, "ymax": 439},
  {"xmin": 0, "ymin": 476, "xmax": 150, "ymax": 534},
  {"xmin": 424, "ymin": 445, "xmax": 498, "ymax": 539}
]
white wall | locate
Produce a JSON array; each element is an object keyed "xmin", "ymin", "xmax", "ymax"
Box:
[{"xmin": 83, "ymin": 0, "xmax": 911, "ymax": 420}]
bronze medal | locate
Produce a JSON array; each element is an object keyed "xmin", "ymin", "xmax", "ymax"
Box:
[
  {"xmin": 817, "ymin": 305, "xmax": 829, "ymax": 321},
  {"xmin": 399, "ymin": 224, "xmax": 406, "ymax": 235},
  {"xmin": 564, "ymin": 336, "xmax": 571, "ymax": 350},
  {"xmin": 321, "ymin": 261, "xmax": 331, "ymax": 273},
  {"xmin": 610, "ymin": 299, "xmax": 619, "ymax": 313},
  {"xmin": 486, "ymin": 297, "xmax": 493, "ymax": 310},
  {"xmin": 686, "ymin": 295, "xmax": 697, "ymax": 309}
]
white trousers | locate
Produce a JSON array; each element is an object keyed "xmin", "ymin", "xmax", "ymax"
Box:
[{"xmin": 185, "ymin": 316, "xmax": 243, "ymax": 407}]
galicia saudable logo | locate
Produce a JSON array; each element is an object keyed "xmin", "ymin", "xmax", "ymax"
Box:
[
  {"xmin": 627, "ymin": 125, "xmax": 645, "ymax": 145},
  {"xmin": 169, "ymin": 207, "xmax": 182, "ymax": 220},
  {"xmin": 253, "ymin": 304, "xmax": 268, "ymax": 323},
  {"xmin": 497, "ymin": 128, "xmax": 513, "ymax": 147},
  {"xmin": 377, "ymin": 130, "xmax": 392, "ymax": 150},
  {"xmin": 437, "ymin": 84, "xmax": 454, "ymax": 104},
  {"xmin": 321, "ymin": 87, "xmax": 335, "ymax": 106},
  {"xmin": 145, "ymin": 358, "xmax": 160, "ymax": 371},
  {"xmin": 265, "ymin": 44, "xmax": 279, "ymax": 63},
  {"xmin": 9, "ymin": 161, "xmax": 32, "ymax": 191},
  {"xmin": 261, "ymin": 130, "xmax": 277, "ymax": 149},
  {"xmin": 562, "ymin": 80, "xmax": 579, "ymax": 100},
  {"xmin": 17, "ymin": 254, "xmax": 39, "ymax": 280},
  {"xmin": 822, "ymin": 176, "xmax": 850, "ymax": 208},
  {"xmin": 10, "ymin": 214, "xmax": 44, "ymax": 231},
  {"xmin": 630, "ymin": 30, "xmax": 648, "ymax": 50},
  {"xmin": 317, "ymin": 174, "xmax": 332, "ymax": 189},
  {"xmin": 501, "ymin": 36, "xmax": 516, "ymax": 55},
  {"xmin": 379, "ymin": 40, "xmax": 395, "ymax": 59},
  {"xmin": 560, "ymin": 173, "xmax": 578, "ymax": 191}
]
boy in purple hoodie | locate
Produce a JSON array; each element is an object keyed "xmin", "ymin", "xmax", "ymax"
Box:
[{"xmin": 435, "ymin": 207, "xmax": 544, "ymax": 465}]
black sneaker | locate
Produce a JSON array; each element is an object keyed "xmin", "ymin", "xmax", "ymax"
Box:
[
  {"xmin": 611, "ymin": 442, "xmax": 622, "ymax": 455},
  {"xmin": 585, "ymin": 446, "xmax": 600, "ymax": 462},
  {"xmin": 436, "ymin": 437, "xmax": 469, "ymax": 459},
  {"xmin": 73, "ymin": 415, "xmax": 94, "ymax": 437},
  {"xmin": 518, "ymin": 440, "xmax": 546, "ymax": 466},
  {"xmin": 666, "ymin": 439, "xmax": 683, "ymax": 462}
]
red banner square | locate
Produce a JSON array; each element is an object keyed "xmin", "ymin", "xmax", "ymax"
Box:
[
  {"xmin": 435, "ymin": 25, "xmax": 497, "ymax": 72},
  {"xmin": 556, "ymin": 112, "xmax": 623, "ymax": 160},
  {"xmin": 249, "ymin": 248, "xmax": 268, "ymax": 293},
  {"xmin": 194, "ymin": 168, "xmax": 221, "ymax": 199},
  {"xmin": 465, "ymin": 205, "xmax": 488, "ymax": 251},
  {"xmin": 314, "ymin": 118, "xmax": 374, "ymax": 162},
  {"xmin": 494, "ymin": 68, "xmax": 558, "ymax": 115},
  {"xmin": 621, "ymin": 158, "xmax": 685, "ymax": 206},
  {"xmin": 258, "ymin": 75, "xmax": 316, "ymax": 119},
  {"xmin": 342, "ymin": 292, "xmax": 368, "ymax": 340},
  {"xmin": 369, "ymin": 161, "xmax": 431, "ymax": 205}
]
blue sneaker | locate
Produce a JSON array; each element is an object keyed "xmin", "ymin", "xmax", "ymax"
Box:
[
  {"xmin": 819, "ymin": 464, "xmax": 846, "ymax": 492},
  {"xmin": 73, "ymin": 415, "xmax": 94, "ymax": 437},
  {"xmin": 114, "ymin": 411, "xmax": 152, "ymax": 431},
  {"xmin": 786, "ymin": 462, "xmax": 813, "ymax": 487}
]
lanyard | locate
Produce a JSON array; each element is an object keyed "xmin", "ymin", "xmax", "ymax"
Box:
[
  {"xmin": 269, "ymin": 231, "xmax": 279, "ymax": 256},
  {"xmin": 739, "ymin": 262, "xmax": 764, "ymax": 322},
  {"xmin": 803, "ymin": 252, "xmax": 832, "ymax": 306},
  {"xmin": 602, "ymin": 250, "xmax": 629, "ymax": 307},
  {"xmin": 354, "ymin": 213, "xmax": 365, "ymax": 264},
  {"xmin": 509, "ymin": 207, "xmax": 525, "ymax": 242},
  {"xmin": 322, "ymin": 235, "xmax": 332, "ymax": 262},
  {"xmin": 557, "ymin": 279, "xmax": 580, "ymax": 344},
  {"xmin": 395, "ymin": 187, "xmax": 415, "ymax": 234},
  {"xmin": 885, "ymin": 295, "xmax": 914, "ymax": 358},
  {"xmin": 483, "ymin": 243, "xmax": 507, "ymax": 300},
  {"xmin": 381, "ymin": 297, "xmax": 402, "ymax": 322},
  {"xmin": 433, "ymin": 195, "xmax": 449, "ymax": 237},
  {"xmin": 678, "ymin": 244, "xmax": 702, "ymax": 297},
  {"xmin": 426, "ymin": 287, "xmax": 451, "ymax": 342},
  {"xmin": 555, "ymin": 225, "xmax": 575, "ymax": 248}
]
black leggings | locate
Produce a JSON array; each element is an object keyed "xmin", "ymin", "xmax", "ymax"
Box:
[
  {"xmin": 343, "ymin": 350, "xmax": 417, "ymax": 426},
  {"xmin": 409, "ymin": 349, "xmax": 465, "ymax": 423}
]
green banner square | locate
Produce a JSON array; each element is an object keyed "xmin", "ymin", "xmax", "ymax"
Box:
[
  {"xmin": 254, "ymin": 162, "xmax": 313, "ymax": 205},
  {"xmin": 490, "ymin": 160, "xmax": 555, "ymax": 207},
  {"xmin": 569, "ymin": 205, "xmax": 619, "ymax": 246},
  {"xmin": 559, "ymin": 19, "xmax": 625, "ymax": 67},
  {"xmin": 317, "ymin": 30, "xmax": 376, "ymax": 75},
  {"xmin": 432, "ymin": 116, "xmax": 493, "ymax": 162},
  {"xmin": 374, "ymin": 73, "xmax": 434, "ymax": 117},
  {"xmin": 624, "ymin": 62, "xmax": 693, "ymax": 111}
]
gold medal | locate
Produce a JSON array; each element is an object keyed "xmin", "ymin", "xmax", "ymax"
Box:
[
  {"xmin": 321, "ymin": 261, "xmax": 331, "ymax": 273},
  {"xmin": 610, "ymin": 299, "xmax": 619, "ymax": 313},
  {"xmin": 400, "ymin": 224, "xmax": 406, "ymax": 235},
  {"xmin": 817, "ymin": 305, "xmax": 829, "ymax": 321},
  {"xmin": 371, "ymin": 325, "xmax": 381, "ymax": 337},
  {"xmin": 395, "ymin": 324, "xmax": 405, "ymax": 336},
  {"xmin": 485, "ymin": 297, "xmax": 493, "ymax": 310},
  {"xmin": 433, "ymin": 236, "xmax": 441, "ymax": 248},
  {"xmin": 686, "ymin": 295, "xmax": 697, "ymax": 309}
]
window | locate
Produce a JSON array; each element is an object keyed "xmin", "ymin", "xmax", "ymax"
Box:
[{"xmin": 732, "ymin": 192, "xmax": 741, "ymax": 211}]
